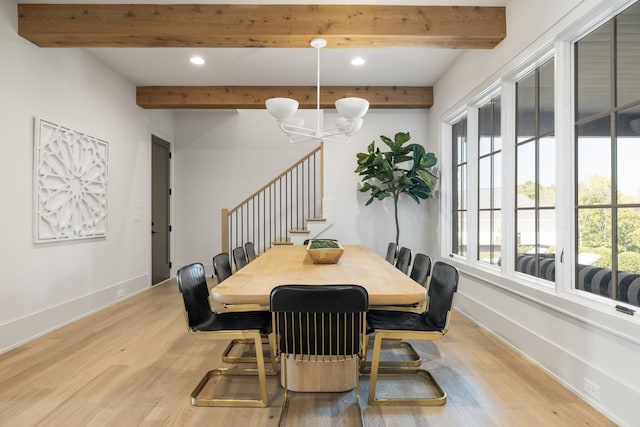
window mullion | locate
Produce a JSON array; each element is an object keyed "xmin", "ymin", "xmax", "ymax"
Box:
[
  {"xmin": 467, "ymin": 107, "xmax": 480, "ymax": 263},
  {"xmin": 610, "ymin": 17, "xmax": 619, "ymax": 294},
  {"xmin": 502, "ymin": 81, "xmax": 517, "ymax": 275},
  {"xmin": 556, "ymin": 39, "xmax": 574, "ymax": 294},
  {"xmin": 535, "ymin": 68, "xmax": 541, "ymax": 268}
]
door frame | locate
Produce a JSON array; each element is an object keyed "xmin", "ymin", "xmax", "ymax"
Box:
[{"xmin": 150, "ymin": 133, "xmax": 173, "ymax": 285}]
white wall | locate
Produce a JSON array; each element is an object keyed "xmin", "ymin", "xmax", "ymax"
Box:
[
  {"xmin": 0, "ymin": 1, "xmax": 174, "ymax": 352},
  {"xmin": 429, "ymin": 0, "xmax": 640, "ymax": 425},
  {"xmin": 4, "ymin": 0, "xmax": 636, "ymax": 423},
  {"xmin": 172, "ymin": 108, "xmax": 435, "ymax": 273},
  {"xmin": 321, "ymin": 109, "xmax": 434, "ymax": 255},
  {"xmin": 172, "ymin": 109, "xmax": 314, "ymax": 271}
]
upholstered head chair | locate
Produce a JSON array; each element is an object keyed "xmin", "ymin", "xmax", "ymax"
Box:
[{"xmin": 270, "ymin": 284, "xmax": 368, "ymax": 426}]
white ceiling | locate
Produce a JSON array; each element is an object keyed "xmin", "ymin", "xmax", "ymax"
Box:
[{"xmin": 19, "ymin": 0, "xmax": 508, "ymax": 87}]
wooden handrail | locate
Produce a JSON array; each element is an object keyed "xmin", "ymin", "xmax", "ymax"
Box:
[
  {"xmin": 221, "ymin": 208, "xmax": 230, "ymax": 256},
  {"xmin": 221, "ymin": 144, "xmax": 324, "ymax": 254},
  {"xmin": 227, "ymin": 144, "xmax": 323, "ymax": 216}
]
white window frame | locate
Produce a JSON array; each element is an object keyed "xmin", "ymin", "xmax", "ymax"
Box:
[
  {"xmin": 447, "ymin": 112, "xmax": 470, "ymax": 259},
  {"xmin": 438, "ymin": 0, "xmax": 640, "ymax": 337}
]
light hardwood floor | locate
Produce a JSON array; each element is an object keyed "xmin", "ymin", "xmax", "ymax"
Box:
[{"xmin": 0, "ymin": 279, "xmax": 615, "ymax": 427}]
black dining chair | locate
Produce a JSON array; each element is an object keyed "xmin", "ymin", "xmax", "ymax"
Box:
[
  {"xmin": 395, "ymin": 246, "xmax": 412, "ymax": 274},
  {"xmin": 410, "ymin": 253, "xmax": 432, "ymax": 286},
  {"xmin": 361, "ymin": 252, "xmax": 433, "ymax": 371},
  {"xmin": 232, "ymin": 246, "xmax": 248, "ymax": 270},
  {"xmin": 176, "ymin": 262, "xmax": 277, "ymax": 407},
  {"xmin": 385, "ymin": 242, "xmax": 398, "ymax": 264},
  {"xmin": 366, "ymin": 261, "xmax": 459, "ymax": 406},
  {"xmin": 244, "ymin": 241, "xmax": 257, "ymax": 262},
  {"xmin": 212, "ymin": 252, "xmax": 232, "ymax": 283},
  {"xmin": 212, "ymin": 251, "xmax": 270, "ymax": 364},
  {"xmin": 270, "ymin": 284, "xmax": 368, "ymax": 426}
]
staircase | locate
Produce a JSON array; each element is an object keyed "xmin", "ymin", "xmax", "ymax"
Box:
[
  {"xmin": 221, "ymin": 145, "xmax": 333, "ymax": 254},
  {"xmin": 286, "ymin": 198, "xmax": 335, "ymax": 245}
]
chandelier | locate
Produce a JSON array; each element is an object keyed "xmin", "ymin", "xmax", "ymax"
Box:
[{"xmin": 265, "ymin": 38, "xmax": 369, "ymax": 144}]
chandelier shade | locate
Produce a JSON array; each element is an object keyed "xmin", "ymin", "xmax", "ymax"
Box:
[
  {"xmin": 265, "ymin": 38, "xmax": 369, "ymax": 144},
  {"xmin": 336, "ymin": 117, "xmax": 363, "ymax": 135},
  {"xmin": 335, "ymin": 97, "xmax": 369, "ymax": 120},
  {"xmin": 265, "ymin": 98, "xmax": 299, "ymax": 120}
]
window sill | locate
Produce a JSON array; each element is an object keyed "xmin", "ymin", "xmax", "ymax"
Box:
[{"xmin": 446, "ymin": 256, "xmax": 640, "ymax": 346}]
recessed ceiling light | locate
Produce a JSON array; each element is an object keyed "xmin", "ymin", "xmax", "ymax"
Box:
[
  {"xmin": 190, "ymin": 56, "xmax": 205, "ymax": 65},
  {"xmin": 351, "ymin": 57, "xmax": 365, "ymax": 66}
]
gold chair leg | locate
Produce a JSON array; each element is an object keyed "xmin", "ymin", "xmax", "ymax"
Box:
[
  {"xmin": 191, "ymin": 332, "xmax": 270, "ymax": 407},
  {"xmin": 266, "ymin": 332, "xmax": 279, "ymax": 374},
  {"xmin": 222, "ymin": 336, "xmax": 275, "ymax": 364},
  {"xmin": 277, "ymin": 355, "xmax": 289, "ymax": 427},
  {"xmin": 367, "ymin": 334, "xmax": 446, "ymax": 406},
  {"xmin": 355, "ymin": 357, "xmax": 364, "ymax": 427},
  {"xmin": 360, "ymin": 338, "xmax": 421, "ymax": 373}
]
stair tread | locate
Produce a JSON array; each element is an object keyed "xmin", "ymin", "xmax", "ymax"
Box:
[
  {"xmin": 273, "ymin": 239, "xmax": 293, "ymax": 245},
  {"xmin": 306, "ymin": 217, "xmax": 326, "ymax": 222},
  {"xmin": 289, "ymin": 228, "xmax": 310, "ymax": 234}
]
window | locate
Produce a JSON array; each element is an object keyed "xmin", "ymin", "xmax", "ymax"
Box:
[
  {"xmin": 515, "ymin": 60, "xmax": 556, "ymax": 281},
  {"xmin": 478, "ymin": 95, "xmax": 502, "ymax": 265},
  {"xmin": 443, "ymin": 0, "xmax": 640, "ymax": 311},
  {"xmin": 575, "ymin": 2, "xmax": 640, "ymax": 307},
  {"xmin": 452, "ymin": 117, "xmax": 468, "ymax": 257}
]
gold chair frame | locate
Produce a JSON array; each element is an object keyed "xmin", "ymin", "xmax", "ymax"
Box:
[
  {"xmin": 359, "ymin": 298, "xmax": 429, "ymax": 372},
  {"xmin": 367, "ymin": 310, "xmax": 453, "ymax": 406},
  {"xmin": 360, "ymin": 338, "xmax": 421, "ymax": 372},
  {"xmin": 363, "ymin": 261, "xmax": 433, "ymax": 372},
  {"xmin": 183, "ymin": 311, "xmax": 278, "ymax": 408},
  {"xmin": 218, "ymin": 303, "xmax": 277, "ymax": 365},
  {"xmin": 221, "ymin": 336, "xmax": 274, "ymax": 364}
]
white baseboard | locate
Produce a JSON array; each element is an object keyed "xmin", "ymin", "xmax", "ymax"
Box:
[
  {"xmin": 454, "ymin": 292, "xmax": 633, "ymax": 427},
  {"xmin": 0, "ymin": 275, "xmax": 149, "ymax": 354}
]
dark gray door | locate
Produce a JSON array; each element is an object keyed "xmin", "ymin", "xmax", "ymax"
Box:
[{"xmin": 151, "ymin": 135, "xmax": 171, "ymax": 285}]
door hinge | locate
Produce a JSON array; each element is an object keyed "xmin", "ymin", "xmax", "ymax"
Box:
[
  {"xmin": 169, "ymin": 225, "xmax": 172, "ymax": 232},
  {"xmin": 169, "ymin": 262, "xmax": 172, "ymax": 269},
  {"xmin": 169, "ymin": 152, "xmax": 172, "ymax": 159},
  {"xmin": 169, "ymin": 188, "xmax": 172, "ymax": 196}
]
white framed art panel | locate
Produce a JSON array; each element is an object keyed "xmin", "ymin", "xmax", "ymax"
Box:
[{"xmin": 33, "ymin": 117, "xmax": 109, "ymax": 243}]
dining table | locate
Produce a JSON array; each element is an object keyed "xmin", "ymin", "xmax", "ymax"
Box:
[
  {"xmin": 210, "ymin": 244, "xmax": 428, "ymax": 392},
  {"xmin": 211, "ymin": 244, "xmax": 427, "ymax": 307}
]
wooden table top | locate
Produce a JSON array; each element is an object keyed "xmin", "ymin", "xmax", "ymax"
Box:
[{"xmin": 211, "ymin": 244, "xmax": 427, "ymax": 307}]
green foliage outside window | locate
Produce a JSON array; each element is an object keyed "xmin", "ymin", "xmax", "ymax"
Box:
[{"xmin": 577, "ymin": 175, "xmax": 640, "ymax": 273}]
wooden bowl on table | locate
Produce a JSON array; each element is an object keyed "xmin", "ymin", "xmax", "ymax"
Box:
[{"xmin": 306, "ymin": 240, "xmax": 344, "ymax": 264}]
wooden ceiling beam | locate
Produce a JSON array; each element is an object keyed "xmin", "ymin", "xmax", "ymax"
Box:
[
  {"xmin": 18, "ymin": 4, "xmax": 505, "ymax": 49},
  {"xmin": 136, "ymin": 86, "xmax": 433, "ymax": 109}
]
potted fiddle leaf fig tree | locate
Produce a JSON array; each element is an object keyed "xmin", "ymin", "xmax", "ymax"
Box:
[{"xmin": 355, "ymin": 132, "xmax": 438, "ymax": 247}]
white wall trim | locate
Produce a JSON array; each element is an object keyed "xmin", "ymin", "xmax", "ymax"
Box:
[
  {"xmin": 454, "ymin": 266, "xmax": 640, "ymax": 345},
  {"xmin": 0, "ymin": 275, "xmax": 149, "ymax": 354},
  {"xmin": 455, "ymin": 292, "xmax": 633, "ymax": 427}
]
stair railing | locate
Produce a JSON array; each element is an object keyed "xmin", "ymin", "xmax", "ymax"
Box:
[{"xmin": 221, "ymin": 144, "xmax": 324, "ymax": 256}]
